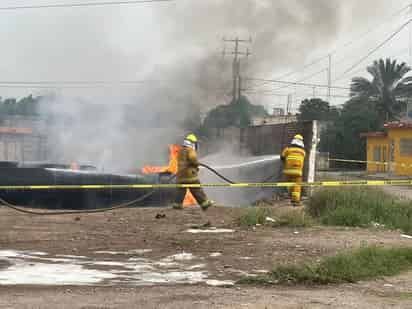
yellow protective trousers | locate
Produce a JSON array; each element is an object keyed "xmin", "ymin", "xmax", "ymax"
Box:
[{"xmin": 285, "ymin": 175, "xmax": 302, "ymax": 203}]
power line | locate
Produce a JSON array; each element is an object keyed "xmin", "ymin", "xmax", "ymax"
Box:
[
  {"xmin": 330, "ymin": 4, "xmax": 410, "ymax": 55},
  {"xmin": 245, "ymin": 90, "xmax": 349, "ymax": 99},
  {"xmin": 0, "ymin": 0, "xmax": 174, "ymax": 11},
  {"xmin": 266, "ymin": 68, "xmax": 328, "ymax": 92},
  {"xmin": 331, "ymin": 17, "xmax": 410, "ymax": 71},
  {"xmin": 333, "ymin": 47, "xmax": 411, "ymax": 83},
  {"xmin": 0, "ymin": 80, "xmax": 164, "ymax": 85},
  {"xmin": 333, "ymin": 18, "xmax": 412, "ymax": 82},
  {"xmin": 254, "ymin": 4, "xmax": 411, "ymax": 89},
  {"xmin": 254, "ymin": 56, "xmax": 328, "ymax": 89},
  {"xmin": 245, "ymin": 78, "xmax": 350, "ymax": 91}
]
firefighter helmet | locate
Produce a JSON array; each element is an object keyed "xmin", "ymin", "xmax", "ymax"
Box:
[
  {"xmin": 185, "ymin": 134, "xmax": 198, "ymax": 143},
  {"xmin": 184, "ymin": 134, "xmax": 199, "ymax": 150},
  {"xmin": 294, "ymin": 134, "xmax": 304, "ymax": 141}
]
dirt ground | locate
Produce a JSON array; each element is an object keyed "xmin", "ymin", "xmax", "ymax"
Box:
[{"xmin": 0, "ymin": 205, "xmax": 412, "ymax": 308}]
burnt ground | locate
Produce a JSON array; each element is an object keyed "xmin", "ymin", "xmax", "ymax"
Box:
[{"xmin": 0, "ymin": 205, "xmax": 412, "ymax": 308}]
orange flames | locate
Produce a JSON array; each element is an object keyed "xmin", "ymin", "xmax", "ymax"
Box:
[
  {"xmin": 142, "ymin": 144, "xmax": 197, "ymax": 207},
  {"xmin": 70, "ymin": 162, "xmax": 80, "ymax": 170}
]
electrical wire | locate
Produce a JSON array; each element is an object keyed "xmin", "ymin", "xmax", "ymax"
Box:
[
  {"xmin": 252, "ymin": 4, "xmax": 411, "ymax": 90},
  {"xmin": 333, "ymin": 18, "xmax": 412, "ymax": 82},
  {"xmin": 0, "ymin": 80, "xmax": 163, "ymax": 84},
  {"xmin": 0, "ymin": 0, "xmax": 174, "ymax": 11},
  {"xmin": 247, "ymin": 68, "xmax": 328, "ymax": 93},
  {"xmin": 244, "ymin": 78, "xmax": 350, "ymax": 91},
  {"xmin": 333, "ymin": 47, "xmax": 411, "ymax": 83},
  {"xmin": 245, "ymin": 91, "xmax": 349, "ymax": 99}
]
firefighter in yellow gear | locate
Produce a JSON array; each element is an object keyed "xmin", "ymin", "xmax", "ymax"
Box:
[
  {"xmin": 281, "ymin": 134, "xmax": 306, "ymax": 206},
  {"xmin": 172, "ymin": 134, "xmax": 214, "ymax": 211}
]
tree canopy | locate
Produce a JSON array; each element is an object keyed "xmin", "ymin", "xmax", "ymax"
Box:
[
  {"xmin": 350, "ymin": 58, "xmax": 412, "ymax": 123},
  {"xmin": 298, "ymin": 98, "xmax": 339, "ymax": 122},
  {"xmin": 201, "ymin": 96, "xmax": 268, "ymax": 135},
  {"xmin": 319, "ymin": 99, "xmax": 380, "ymax": 161},
  {"xmin": 0, "ymin": 95, "xmax": 42, "ymax": 116}
]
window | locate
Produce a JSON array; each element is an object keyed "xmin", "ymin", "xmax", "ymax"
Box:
[
  {"xmin": 400, "ymin": 139, "xmax": 412, "ymax": 157},
  {"xmin": 382, "ymin": 146, "xmax": 387, "ymax": 162},
  {"xmin": 390, "ymin": 140, "xmax": 395, "ymax": 162},
  {"xmin": 373, "ymin": 146, "xmax": 381, "ymax": 161}
]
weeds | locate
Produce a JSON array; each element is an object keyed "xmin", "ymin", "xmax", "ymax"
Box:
[
  {"xmin": 272, "ymin": 209, "xmax": 314, "ymax": 228},
  {"xmin": 238, "ymin": 207, "xmax": 273, "ymax": 227},
  {"xmin": 238, "ymin": 246, "xmax": 412, "ymax": 285},
  {"xmin": 307, "ymin": 187, "xmax": 412, "ymax": 234},
  {"xmin": 238, "ymin": 207, "xmax": 314, "ymax": 228}
]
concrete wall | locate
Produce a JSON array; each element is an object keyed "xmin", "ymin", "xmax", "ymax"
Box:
[
  {"xmin": 240, "ymin": 121, "xmax": 316, "ymax": 181},
  {"xmin": 0, "ymin": 115, "xmax": 48, "ymax": 163}
]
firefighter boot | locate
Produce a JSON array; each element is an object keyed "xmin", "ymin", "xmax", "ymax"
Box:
[
  {"xmin": 172, "ymin": 203, "xmax": 183, "ymax": 210},
  {"xmin": 200, "ymin": 200, "xmax": 214, "ymax": 211}
]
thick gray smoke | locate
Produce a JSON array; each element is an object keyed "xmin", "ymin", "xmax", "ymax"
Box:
[
  {"xmin": 9, "ymin": 0, "xmax": 393, "ymax": 172},
  {"xmin": 40, "ymin": 94, "xmax": 186, "ymax": 173}
]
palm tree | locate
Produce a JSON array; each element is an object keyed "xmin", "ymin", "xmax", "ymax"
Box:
[{"xmin": 350, "ymin": 58, "xmax": 412, "ymax": 122}]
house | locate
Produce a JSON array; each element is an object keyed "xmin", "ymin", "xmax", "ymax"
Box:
[{"xmin": 361, "ymin": 121, "xmax": 412, "ymax": 176}]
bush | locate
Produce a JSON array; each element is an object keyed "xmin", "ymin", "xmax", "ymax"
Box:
[
  {"xmin": 238, "ymin": 246, "xmax": 412, "ymax": 285},
  {"xmin": 307, "ymin": 187, "xmax": 412, "ymax": 234}
]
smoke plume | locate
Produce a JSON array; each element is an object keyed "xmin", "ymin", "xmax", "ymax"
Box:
[{"xmin": 3, "ymin": 0, "xmax": 394, "ymax": 171}]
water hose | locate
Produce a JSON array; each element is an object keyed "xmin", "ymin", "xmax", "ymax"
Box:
[
  {"xmin": 0, "ymin": 160, "xmax": 279, "ymax": 216},
  {"xmin": 199, "ymin": 163, "xmax": 236, "ymax": 184},
  {"xmin": 0, "ymin": 174, "xmax": 176, "ymax": 216}
]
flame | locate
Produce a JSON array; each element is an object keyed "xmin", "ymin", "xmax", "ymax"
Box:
[
  {"xmin": 142, "ymin": 144, "xmax": 197, "ymax": 207},
  {"xmin": 70, "ymin": 162, "xmax": 80, "ymax": 170}
]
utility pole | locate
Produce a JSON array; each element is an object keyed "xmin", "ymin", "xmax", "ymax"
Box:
[
  {"xmin": 223, "ymin": 37, "xmax": 252, "ymax": 102},
  {"xmin": 286, "ymin": 94, "xmax": 293, "ymax": 115},
  {"xmin": 327, "ymin": 54, "xmax": 332, "ymax": 103}
]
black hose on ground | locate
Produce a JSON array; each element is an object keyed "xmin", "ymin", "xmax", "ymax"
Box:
[
  {"xmin": 0, "ymin": 164, "xmax": 239, "ymax": 216},
  {"xmin": 0, "ymin": 160, "xmax": 283, "ymax": 216},
  {"xmin": 0, "ymin": 174, "xmax": 176, "ymax": 216}
]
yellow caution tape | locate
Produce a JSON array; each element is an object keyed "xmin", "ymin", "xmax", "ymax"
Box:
[{"xmin": 0, "ymin": 179, "xmax": 411, "ymax": 190}]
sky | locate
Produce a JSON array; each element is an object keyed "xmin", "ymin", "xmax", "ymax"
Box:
[{"xmin": 0, "ymin": 0, "xmax": 411, "ymax": 113}]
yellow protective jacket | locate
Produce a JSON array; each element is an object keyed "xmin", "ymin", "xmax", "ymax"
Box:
[
  {"xmin": 176, "ymin": 146, "xmax": 200, "ymax": 183},
  {"xmin": 281, "ymin": 146, "xmax": 306, "ymax": 177}
]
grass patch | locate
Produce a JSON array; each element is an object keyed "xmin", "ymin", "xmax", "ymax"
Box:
[
  {"xmin": 307, "ymin": 187, "xmax": 412, "ymax": 234},
  {"xmin": 238, "ymin": 207, "xmax": 273, "ymax": 227},
  {"xmin": 272, "ymin": 209, "xmax": 315, "ymax": 228},
  {"xmin": 238, "ymin": 207, "xmax": 314, "ymax": 228},
  {"xmin": 398, "ymin": 292, "xmax": 412, "ymax": 300},
  {"xmin": 238, "ymin": 246, "xmax": 412, "ymax": 285}
]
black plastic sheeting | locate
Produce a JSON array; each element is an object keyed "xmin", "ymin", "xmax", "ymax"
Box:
[{"xmin": 0, "ymin": 167, "xmax": 176, "ymax": 209}]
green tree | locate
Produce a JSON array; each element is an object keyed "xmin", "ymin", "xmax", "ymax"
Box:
[
  {"xmin": 320, "ymin": 99, "xmax": 380, "ymax": 161},
  {"xmin": 202, "ymin": 96, "xmax": 268, "ymax": 135},
  {"xmin": 350, "ymin": 58, "xmax": 411, "ymax": 123},
  {"xmin": 298, "ymin": 98, "xmax": 339, "ymax": 122},
  {"xmin": 0, "ymin": 95, "xmax": 41, "ymax": 116}
]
